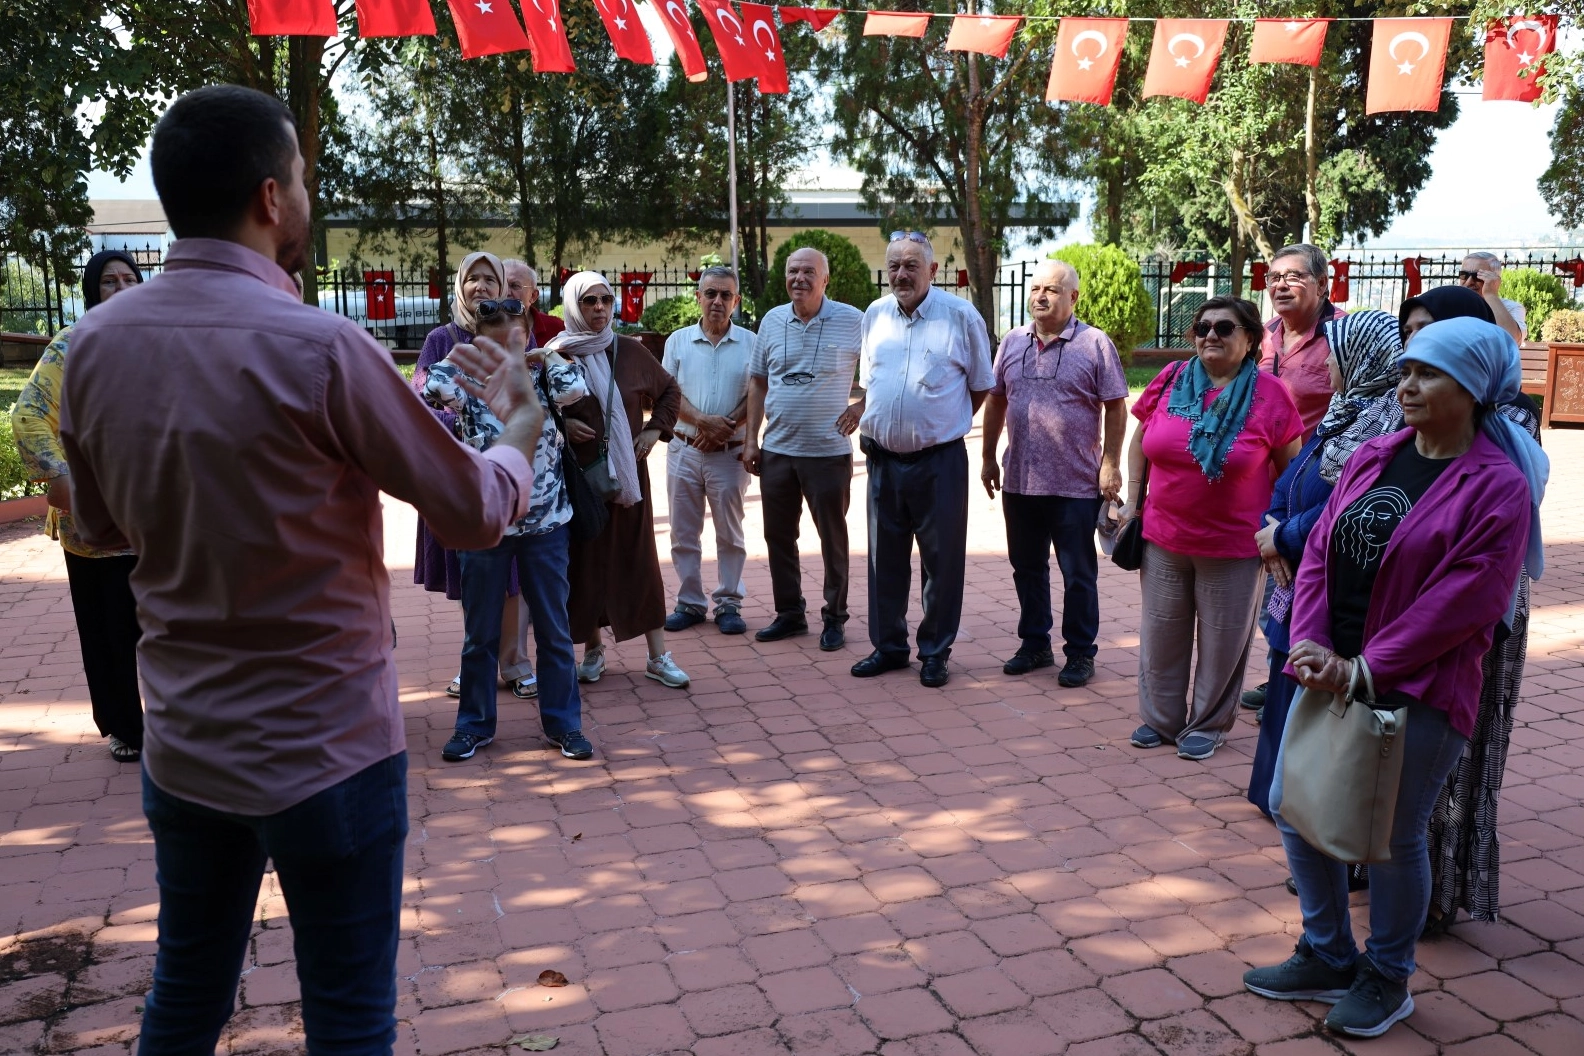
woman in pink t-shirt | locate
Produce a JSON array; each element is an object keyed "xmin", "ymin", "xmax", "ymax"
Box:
[{"xmin": 1121, "ymin": 297, "xmax": 1301, "ymax": 761}]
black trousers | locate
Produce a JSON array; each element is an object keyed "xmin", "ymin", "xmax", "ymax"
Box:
[
  {"xmin": 865, "ymin": 438, "xmax": 969, "ymax": 660},
  {"xmin": 760, "ymin": 450, "xmax": 852, "ymax": 624},
  {"xmin": 64, "ymin": 551, "xmax": 143, "ymax": 749},
  {"xmin": 1003, "ymin": 493, "xmax": 1103, "ymax": 659}
]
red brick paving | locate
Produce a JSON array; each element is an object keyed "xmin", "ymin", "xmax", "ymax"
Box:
[{"xmin": 2, "ymin": 423, "xmax": 1583, "ymax": 1054}]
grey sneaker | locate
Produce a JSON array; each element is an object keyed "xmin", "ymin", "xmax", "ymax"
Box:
[
  {"xmin": 1130, "ymin": 724, "xmax": 1165, "ymax": 749},
  {"xmin": 577, "ymin": 649, "xmax": 606, "ymax": 683},
  {"xmin": 1244, "ymin": 941, "xmax": 1355, "ymax": 1004},
  {"xmin": 645, "ymin": 651, "xmax": 690, "ymax": 688},
  {"xmin": 1325, "ymin": 959, "xmax": 1413, "ymax": 1038},
  {"xmin": 1177, "ymin": 733, "xmax": 1221, "ymax": 760}
]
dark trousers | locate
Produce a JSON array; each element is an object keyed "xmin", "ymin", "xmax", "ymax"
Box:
[
  {"xmin": 138, "ymin": 753, "xmax": 408, "ymax": 1054},
  {"xmin": 865, "ymin": 438, "xmax": 969, "ymax": 660},
  {"xmin": 760, "ymin": 450, "xmax": 852, "ymax": 623},
  {"xmin": 1003, "ymin": 493, "xmax": 1103, "ymax": 659},
  {"xmin": 63, "ymin": 551, "xmax": 143, "ymax": 749}
]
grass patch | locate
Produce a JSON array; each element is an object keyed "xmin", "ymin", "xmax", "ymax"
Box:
[
  {"xmin": 0, "ymin": 366, "xmax": 33, "ymax": 410},
  {"xmin": 1127, "ymin": 364, "xmax": 1164, "ymax": 393}
]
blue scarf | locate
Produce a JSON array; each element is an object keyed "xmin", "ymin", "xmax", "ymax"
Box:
[{"xmin": 1165, "ymin": 354, "xmax": 1260, "ymax": 481}]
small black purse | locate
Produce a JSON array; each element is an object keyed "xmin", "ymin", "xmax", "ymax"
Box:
[
  {"xmin": 539, "ymin": 369, "xmax": 609, "ymax": 542},
  {"xmin": 1111, "ymin": 458, "xmax": 1148, "ymax": 572}
]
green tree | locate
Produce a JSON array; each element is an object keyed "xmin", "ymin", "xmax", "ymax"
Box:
[
  {"xmin": 757, "ymin": 229, "xmax": 877, "ymax": 315},
  {"xmin": 1050, "ymin": 244, "xmax": 1153, "ymax": 361}
]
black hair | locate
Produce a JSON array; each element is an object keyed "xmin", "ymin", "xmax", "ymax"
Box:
[
  {"xmin": 1189, "ymin": 296, "xmax": 1265, "ymax": 347},
  {"xmin": 151, "ymin": 85, "xmax": 299, "ymax": 240}
]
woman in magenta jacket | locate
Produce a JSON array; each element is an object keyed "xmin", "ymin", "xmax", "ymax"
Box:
[{"xmin": 1243, "ymin": 318, "xmax": 1547, "ymax": 1040}]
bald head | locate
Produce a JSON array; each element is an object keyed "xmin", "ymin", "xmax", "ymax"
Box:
[
  {"xmin": 1029, "ymin": 260, "xmax": 1080, "ymax": 336},
  {"xmin": 785, "ymin": 247, "xmax": 830, "ymax": 319}
]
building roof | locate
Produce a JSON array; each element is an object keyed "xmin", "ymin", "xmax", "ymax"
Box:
[{"xmin": 88, "ymin": 200, "xmax": 168, "ymax": 235}]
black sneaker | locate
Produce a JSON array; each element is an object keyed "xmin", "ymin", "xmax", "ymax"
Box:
[
  {"xmin": 1057, "ymin": 656, "xmax": 1095, "ymax": 687},
  {"xmin": 442, "ymin": 731, "xmax": 492, "ymax": 762},
  {"xmin": 1244, "ymin": 940, "xmax": 1355, "ymax": 1004},
  {"xmin": 665, "ymin": 608, "xmax": 706, "ymax": 632},
  {"xmin": 715, "ymin": 609, "xmax": 748, "ymax": 635},
  {"xmin": 1241, "ymin": 682, "xmax": 1268, "ymax": 709},
  {"xmin": 549, "ymin": 730, "xmax": 595, "ymax": 761},
  {"xmin": 1130, "ymin": 724, "xmax": 1165, "ymax": 749},
  {"xmin": 1325, "ymin": 959, "xmax": 1413, "ymax": 1038},
  {"xmin": 1002, "ymin": 647, "xmax": 1055, "ymax": 676}
]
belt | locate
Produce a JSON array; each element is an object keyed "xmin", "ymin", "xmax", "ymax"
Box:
[
  {"xmin": 681, "ymin": 434, "xmax": 744, "ymax": 451},
  {"xmin": 859, "ymin": 436, "xmax": 962, "ymax": 465}
]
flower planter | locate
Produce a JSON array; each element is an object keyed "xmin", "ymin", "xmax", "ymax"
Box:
[
  {"xmin": 0, "ymin": 495, "xmax": 48, "ymax": 524},
  {"xmin": 1543, "ymin": 342, "xmax": 1584, "ymax": 428}
]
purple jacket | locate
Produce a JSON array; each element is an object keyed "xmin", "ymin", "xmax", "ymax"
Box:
[{"xmin": 1288, "ymin": 430, "xmax": 1530, "ymax": 737}]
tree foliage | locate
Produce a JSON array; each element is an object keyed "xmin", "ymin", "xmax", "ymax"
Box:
[
  {"xmin": 757, "ymin": 229, "xmax": 877, "ymax": 315},
  {"xmin": 1049, "ymin": 244, "xmax": 1153, "ymax": 361},
  {"xmin": 1502, "ymin": 267, "xmax": 1573, "ymax": 334}
]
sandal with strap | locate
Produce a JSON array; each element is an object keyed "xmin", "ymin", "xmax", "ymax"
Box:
[{"xmin": 108, "ymin": 736, "xmax": 141, "ymax": 763}]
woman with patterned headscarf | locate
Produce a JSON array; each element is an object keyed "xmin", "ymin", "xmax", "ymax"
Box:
[{"xmin": 1248, "ymin": 309, "xmax": 1404, "ymax": 817}]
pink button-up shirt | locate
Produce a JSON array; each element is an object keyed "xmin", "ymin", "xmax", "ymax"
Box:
[
  {"xmin": 1259, "ymin": 301, "xmax": 1341, "ymax": 439},
  {"xmin": 60, "ymin": 239, "xmax": 531, "ymax": 815}
]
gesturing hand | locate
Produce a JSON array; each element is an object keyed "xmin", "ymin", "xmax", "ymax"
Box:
[{"xmin": 450, "ymin": 332, "xmax": 539, "ymax": 431}]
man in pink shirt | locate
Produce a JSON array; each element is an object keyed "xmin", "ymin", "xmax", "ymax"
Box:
[
  {"xmin": 1259, "ymin": 243, "xmax": 1341, "ymax": 440},
  {"xmin": 59, "ymin": 85, "xmax": 541, "ymax": 1053}
]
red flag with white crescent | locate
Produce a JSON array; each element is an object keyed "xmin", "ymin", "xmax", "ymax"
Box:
[
  {"xmin": 1484, "ymin": 15, "xmax": 1557, "ymax": 102},
  {"xmin": 697, "ymin": 0, "xmax": 763, "ymax": 83},
  {"xmin": 518, "ymin": 0, "xmax": 576, "ymax": 72},
  {"xmin": 741, "ymin": 3, "xmax": 789, "ymax": 93},
  {"xmin": 445, "ymin": 0, "xmax": 531, "ymax": 59},
  {"xmin": 943, "ymin": 15, "xmax": 1021, "ymax": 59},
  {"xmin": 1249, "ymin": 18, "xmax": 1328, "ymax": 66},
  {"xmin": 1142, "ymin": 19, "xmax": 1228, "ymax": 104},
  {"xmin": 1046, "ymin": 17, "xmax": 1128, "ymax": 105},
  {"xmin": 654, "ymin": 0, "xmax": 709, "ymax": 82},
  {"xmin": 247, "ymin": 0, "xmax": 337, "ymax": 35},
  {"xmin": 778, "ymin": 6, "xmax": 838, "ymax": 32},
  {"xmin": 863, "ymin": 12, "xmax": 929, "ymax": 38},
  {"xmin": 591, "ymin": 0, "xmax": 654, "ymax": 64},
  {"xmin": 1365, "ymin": 17, "xmax": 1451, "ymax": 114}
]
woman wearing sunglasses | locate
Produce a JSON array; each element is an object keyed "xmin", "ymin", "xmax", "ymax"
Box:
[{"xmin": 1122, "ymin": 296, "xmax": 1302, "ymax": 761}]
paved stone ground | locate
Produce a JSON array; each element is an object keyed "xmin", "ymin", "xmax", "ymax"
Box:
[{"xmin": 2, "ymin": 422, "xmax": 1583, "ymax": 1056}]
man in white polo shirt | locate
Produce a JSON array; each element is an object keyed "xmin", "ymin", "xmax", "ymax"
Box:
[
  {"xmin": 745, "ymin": 247, "xmax": 865, "ymax": 652},
  {"xmin": 840, "ymin": 232, "xmax": 995, "ymax": 688},
  {"xmin": 663, "ymin": 266, "xmax": 758, "ymax": 636}
]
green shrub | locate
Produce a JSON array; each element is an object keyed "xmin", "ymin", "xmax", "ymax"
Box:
[
  {"xmin": 1541, "ymin": 308, "xmax": 1584, "ymax": 344},
  {"xmin": 1049, "ymin": 244, "xmax": 1153, "ymax": 363},
  {"xmin": 757, "ymin": 229, "xmax": 877, "ymax": 317},
  {"xmin": 641, "ymin": 294, "xmax": 701, "ymax": 335},
  {"xmin": 1501, "ymin": 268, "xmax": 1571, "ymax": 338},
  {"xmin": 0, "ymin": 416, "xmax": 45, "ymax": 501}
]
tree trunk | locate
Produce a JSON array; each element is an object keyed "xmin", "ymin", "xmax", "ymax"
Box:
[
  {"xmin": 427, "ymin": 122, "xmax": 451, "ymax": 323},
  {"xmin": 508, "ymin": 84, "xmax": 536, "ymax": 267},
  {"xmin": 1305, "ymin": 65, "xmax": 1320, "ymax": 241},
  {"xmin": 1223, "ymin": 148, "xmax": 1276, "ymax": 263},
  {"xmin": 287, "ymin": 35, "xmax": 326, "ymax": 306},
  {"xmin": 1228, "ymin": 207, "xmax": 1245, "ymax": 298},
  {"xmin": 960, "ymin": 55, "xmax": 997, "ymax": 336},
  {"xmin": 1097, "ymin": 127, "xmax": 1124, "ymax": 246}
]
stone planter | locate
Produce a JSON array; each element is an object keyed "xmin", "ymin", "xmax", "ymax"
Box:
[
  {"xmin": 1543, "ymin": 342, "xmax": 1584, "ymax": 428},
  {"xmin": 0, "ymin": 495, "xmax": 48, "ymax": 524}
]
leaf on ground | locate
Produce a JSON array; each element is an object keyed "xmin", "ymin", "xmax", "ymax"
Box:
[
  {"xmin": 510, "ymin": 1033, "xmax": 559, "ymax": 1051},
  {"xmin": 536, "ymin": 969, "xmax": 568, "ymax": 987}
]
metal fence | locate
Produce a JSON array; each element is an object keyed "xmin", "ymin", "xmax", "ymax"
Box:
[{"xmin": 9, "ymin": 249, "xmax": 1584, "ymax": 349}]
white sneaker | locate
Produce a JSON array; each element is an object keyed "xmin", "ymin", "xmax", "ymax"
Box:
[
  {"xmin": 577, "ymin": 649, "xmax": 606, "ymax": 683},
  {"xmin": 645, "ymin": 652, "xmax": 690, "ymax": 688},
  {"xmin": 445, "ymin": 674, "xmax": 461, "ymax": 697}
]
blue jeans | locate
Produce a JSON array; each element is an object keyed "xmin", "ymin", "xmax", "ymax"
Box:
[
  {"xmin": 456, "ymin": 526, "xmax": 581, "ymax": 740},
  {"xmin": 1272, "ymin": 703, "xmax": 1467, "ymax": 981},
  {"xmin": 1003, "ymin": 493, "xmax": 1102, "ymax": 659},
  {"xmin": 138, "ymin": 753, "xmax": 408, "ymax": 1054}
]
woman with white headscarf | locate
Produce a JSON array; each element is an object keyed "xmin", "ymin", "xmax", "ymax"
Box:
[{"xmin": 550, "ymin": 272, "xmax": 686, "ymax": 687}]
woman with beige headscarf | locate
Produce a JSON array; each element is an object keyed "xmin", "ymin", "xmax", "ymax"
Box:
[{"xmin": 550, "ymin": 272, "xmax": 686, "ymax": 687}]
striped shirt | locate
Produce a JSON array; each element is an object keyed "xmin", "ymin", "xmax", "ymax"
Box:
[{"xmin": 751, "ymin": 298, "xmax": 865, "ymax": 457}]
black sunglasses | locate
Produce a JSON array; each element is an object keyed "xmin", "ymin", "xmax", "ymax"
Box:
[
  {"xmin": 579, "ymin": 293, "xmax": 616, "ymax": 307},
  {"xmin": 1193, "ymin": 319, "xmax": 1240, "ymax": 339},
  {"xmin": 1457, "ymin": 270, "xmax": 1484, "ymax": 282},
  {"xmin": 476, "ymin": 298, "xmax": 525, "ymax": 319}
]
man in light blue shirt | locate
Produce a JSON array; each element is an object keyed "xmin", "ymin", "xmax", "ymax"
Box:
[{"xmin": 840, "ymin": 232, "xmax": 995, "ymax": 688}]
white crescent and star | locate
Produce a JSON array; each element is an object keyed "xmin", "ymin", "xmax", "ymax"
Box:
[
  {"xmin": 1167, "ymin": 33, "xmax": 1206, "ymax": 68},
  {"xmin": 1070, "ymin": 29, "xmax": 1108, "ymax": 72},
  {"xmin": 713, "ymin": 7, "xmax": 745, "ymax": 47},
  {"xmin": 752, "ymin": 19, "xmax": 778, "ymax": 61},
  {"xmin": 1507, "ymin": 18, "xmax": 1549, "ymax": 66},
  {"xmin": 1389, "ymin": 31, "xmax": 1430, "ymax": 75}
]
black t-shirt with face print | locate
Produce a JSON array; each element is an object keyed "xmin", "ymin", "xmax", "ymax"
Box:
[{"xmin": 1328, "ymin": 441, "xmax": 1456, "ymax": 658}]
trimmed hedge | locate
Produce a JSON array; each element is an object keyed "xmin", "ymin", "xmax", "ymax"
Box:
[
  {"xmin": 1048, "ymin": 244, "xmax": 1154, "ymax": 363},
  {"xmin": 1501, "ymin": 268, "xmax": 1572, "ymax": 337},
  {"xmin": 641, "ymin": 294, "xmax": 702, "ymax": 336}
]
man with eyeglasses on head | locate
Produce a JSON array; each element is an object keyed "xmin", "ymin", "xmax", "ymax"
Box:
[
  {"xmin": 1259, "ymin": 243, "xmax": 1341, "ymax": 441},
  {"xmin": 1458, "ymin": 251, "xmax": 1527, "ymax": 344},
  {"xmin": 980, "ymin": 260, "xmax": 1128, "ymax": 688},
  {"xmin": 662, "ymin": 265, "xmax": 758, "ymax": 636},
  {"xmin": 744, "ymin": 247, "xmax": 865, "ymax": 651},
  {"xmin": 842, "ymin": 231, "xmax": 995, "ymax": 689}
]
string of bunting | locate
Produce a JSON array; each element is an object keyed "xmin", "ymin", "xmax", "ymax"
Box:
[{"xmin": 244, "ymin": 2, "xmax": 1560, "ymax": 112}]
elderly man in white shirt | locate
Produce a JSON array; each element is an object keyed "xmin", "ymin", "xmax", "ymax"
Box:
[
  {"xmin": 662, "ymin": 266, "xmax": 758, "ymax": 636},
  {"xmin": 838, "ymin": 232, "xmax": 995, "ymax": 688},
  {"xmin": 1458, "ymin": 251, "xmax": 1528, "ymax": 344}
]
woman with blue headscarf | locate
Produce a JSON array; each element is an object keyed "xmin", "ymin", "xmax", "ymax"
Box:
[{"xmin": 1244, "ymin": 317, "xmax": 1545, "ymax": 1040}]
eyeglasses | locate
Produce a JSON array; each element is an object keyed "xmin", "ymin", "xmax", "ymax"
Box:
[
  {"xmin": 699, "ymin": 289, "xmax": 736, "ymax": 301},
  {"xmin": 578, "ymin": 293, "xmax": 616, "ymax": 307},
  {"xmin": 889, "ymin": 230, "xmax": 930, "ymax": 246},
  {"xmin": 476, "ymin": 298, "xmax": 525, "ymax": 319},
  {"xmin": 1265, "ymin": 271, "xmax": 1312, "ymax": 288},
  {"xmin": 1193, "ymin": 319, "xmax": 1241, "ymax": 339},
  {"xmin": 780, "ymin": 371, "xmax": 817, "ymax": 386},
  {"xmin": 1457, "ymin": 270, "xmax": 1484, "ymax": 283}
]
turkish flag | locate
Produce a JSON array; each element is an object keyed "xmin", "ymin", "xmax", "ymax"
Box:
[
  {"xmin": 589, "ymin": 0, "xmax": 653, "ymax": 64},
  {"xmin": 1365, "ymin": 18, "xmax": 1451, "ymax": 114},
  {"xmin": 620, "ymin": 272, "xmax": 652, "ymax": 323},
  {"xmin": 741, "ymin": 3, "xmax": 790, "ymax": 93},
  {"xmin": 944, "ymin": 15, "xmax": 1021, "ymax": 59},
  {"xmin": 863, "ymin": 12, "xmax": 930, "ymax": 38},
  {"xmin": 355, "ymin": 0, "xmax": 435, "ymax": 36},
  {"xmin": 697, "ymin": 0, "xmax": 763, "ymax": 82},
  {"xmin": 364, "ymin": 271, "xmax": 396, "ymax": 321},
  {"xmin": 655, "ymin": 0, "xmax": 709, "ymax": 82},
  {"xmin": 247, "ymin": 0, "xmax": 337, "ymax": 36},
  {"xmin": 1143, "ymin": 19, "xmax": 1228, "ymax": 104},
  {"xmin": 1046, "ymin": 18, "xmax": 1128, "ymax": 105},
  {"xmin": 519, "ymin": 0, "xmax": 576, "ymax": 72},
  {"xmin": 445, "ymin": 0, "xmax": 531, "ymax": 59},
  {"xmin": 1554, "ymin": 258, "xmax": 1584, "ymax": 288},
  {"xmin": 1250, "ymin": 262, "xmax": 1268, "ymax": 293},
  {"xmin": 1403, "ymin": 256, "xmax": 1429, "ymax": 298},
  {"xmin": 1329, "ymin": 260, "xmax": 1350, "ymax": 304},
  {"xmin": 1249, "ymin": 18, "xmax": 1328, "ymax": 66},
  {"xmin": 779, "ymin": 6, "xmax": 839, "ymax": 32},
  {"xmin": 1484, "ymin": 16, "xmax": 1557, "ymax": 102},
  {"xmin": 1170, "ymin": 260, "xmax": 1210, "ymax": 285}
]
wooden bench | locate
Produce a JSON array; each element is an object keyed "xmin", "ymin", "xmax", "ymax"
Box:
[{"xmin": 1520, "ymin": 342, "xmax": 1548, "ymax": 398}]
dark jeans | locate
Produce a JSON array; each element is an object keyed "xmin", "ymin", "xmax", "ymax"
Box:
[
  {"xmin": 1248, "ymin": 650, "xmax": 1297, "ymax": 817},
  {"xmin": 456, "ymin": 525, "xmax": 581, "ymax": 740},
  {"xmin": 760, "ymin": 450, "xmax": 852, "ymax": 623},
  {"xmin": 64, "ymin": 551, "xmax": 143, "ymax": 748},
  {"xmin": 138, "ymin": 753, "xmax": 408, "ymax": 1054},
  {"xmin": 865, "ymin": 438, "xmax": 969, "ymax": 660},
  {"xmin": 1003, "ymin": 493, "xmax": 1102, "ymax": 659}
]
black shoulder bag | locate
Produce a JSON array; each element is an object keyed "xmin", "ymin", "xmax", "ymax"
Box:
[
  {"xmin": 538, "ymin": 366, "xmax": 610, "ymax": 542},
  {"xmin": 1112, "ymin": 360, "xmax": 1186, "ymax": 572}
]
